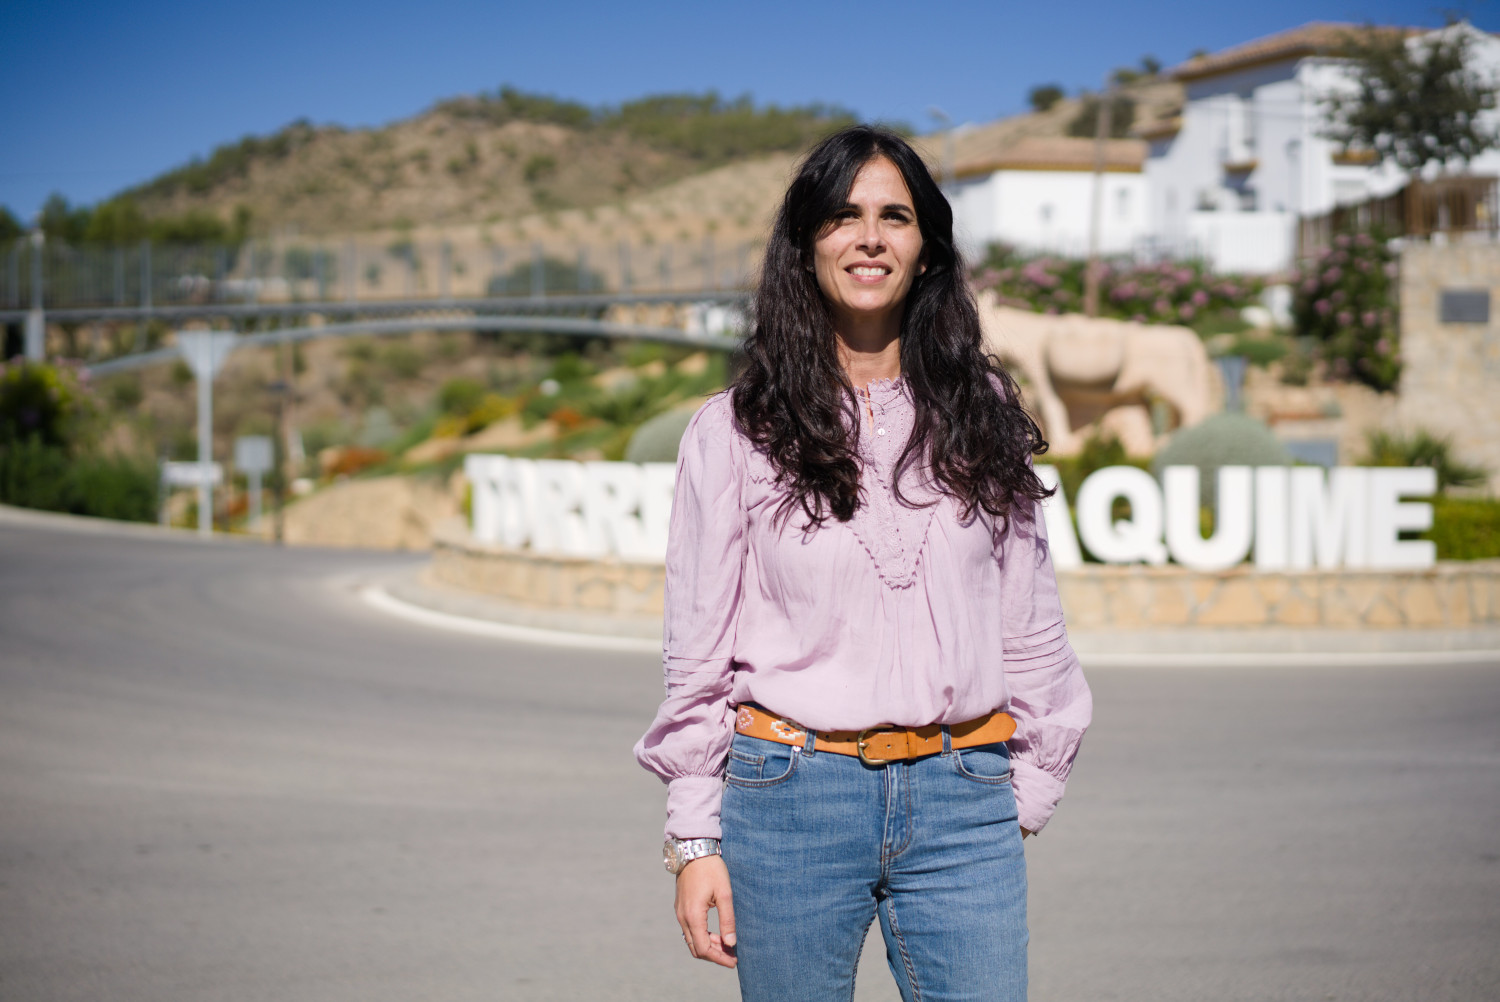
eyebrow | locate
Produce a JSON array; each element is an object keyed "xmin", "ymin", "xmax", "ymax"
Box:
[{"xmin": 837, "ymin": 201, "xmax": 914, "ymax": 212}]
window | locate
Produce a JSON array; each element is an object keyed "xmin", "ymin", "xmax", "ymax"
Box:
[
  {"xmin": 1040, "ymin": 204, "xmax": 1054, "ymax": 223},
  {"xmin": 1116, "ymin": 188, "xmax": 1131, "ymax": 219}
]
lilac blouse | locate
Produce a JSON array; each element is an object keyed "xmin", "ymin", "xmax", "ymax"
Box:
[{"xmin": 633, "ymin": 377, "xmax": 1092, "ymax": 839}]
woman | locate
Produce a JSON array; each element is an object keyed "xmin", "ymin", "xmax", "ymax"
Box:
[{"xmin": 634, "ymin": 125, "xmax": 1091, "ymax": 1002}]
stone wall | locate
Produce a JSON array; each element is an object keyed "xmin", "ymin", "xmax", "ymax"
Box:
[
  {"xmin": 431, "ymin": 519, "xmax": 665, "ymax": 618},
  {"xmin": 431, "ymin": 519, "xmax": 1500, "ymax": 631},
  {"xmin": 1398, "ymin": 243, "xmax": 1500, "ymax": 492},
  {"xmin": 1055, "ymin": 561, "xmax": 1500, "ymax": 630}
]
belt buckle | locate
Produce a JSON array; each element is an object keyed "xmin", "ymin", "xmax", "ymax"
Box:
[{"xmin": 857, "ymin": 726, "xmax": 899, "ymax": 766}]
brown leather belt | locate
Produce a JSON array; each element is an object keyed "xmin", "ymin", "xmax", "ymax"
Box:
[{"xmin": 734, "ymin": 704, "xmax": 1016, "ymax": 766}]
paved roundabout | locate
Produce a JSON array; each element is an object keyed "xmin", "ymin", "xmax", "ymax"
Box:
[{"xmin": 1, "ymin": 509, "xmax": 1497, "ymax": 1001}]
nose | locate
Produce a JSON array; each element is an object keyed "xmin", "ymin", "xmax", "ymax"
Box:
[{"xmin": 855, "ymin": 214, "xmax": 885, "ymax": 253}]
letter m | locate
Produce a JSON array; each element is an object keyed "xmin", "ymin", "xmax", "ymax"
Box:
[{"xmin": 1288, "ymin": 467, "xmax": 1367, "ymax": 570}]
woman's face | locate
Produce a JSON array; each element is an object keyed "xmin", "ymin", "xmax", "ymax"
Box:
[{"xmin": 812, "ymin": 156, "xmax": 925, "ymax": 330}]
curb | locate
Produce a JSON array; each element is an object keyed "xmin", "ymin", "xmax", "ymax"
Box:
[
  {"xmin": 360, "ymin": 578, "xmax": 1500, "ymax": 667},
  {"xmin": 359, "ymin": 584, "xmax": 662, "ymax": 654}
]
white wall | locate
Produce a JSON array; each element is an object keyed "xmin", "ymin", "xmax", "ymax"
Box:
[
  {"xmin": 1148, "ymin": 21, "xmax": 1500, "ymax": 270},
  {"xmin": 951, "ymin": 169, "xmax": 1150, "ymax": 261}
]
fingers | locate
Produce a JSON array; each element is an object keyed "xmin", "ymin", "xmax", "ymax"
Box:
[
  {"xmin": 673, "ymin": 856, "xmax": 737, "ymax": 969},
  {"xmin": 718, "ymin": 885, "xmax": 736, "ymax": 949}
]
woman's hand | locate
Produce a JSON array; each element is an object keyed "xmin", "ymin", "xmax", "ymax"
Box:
[{"xmin": 675, "ymin": 854, "xmax": 737, "ymax": 968}]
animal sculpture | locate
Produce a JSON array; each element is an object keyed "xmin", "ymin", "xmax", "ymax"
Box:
[{"xmin": 976, "ymin": 292, "xmax": 1215, "ymax": 456}]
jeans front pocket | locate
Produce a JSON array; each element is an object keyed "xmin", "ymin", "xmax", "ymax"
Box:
[
  {"xmin": 725, "ymin": 734, "xmax": 800, "ymax": 788},
  {"xmin": 952, "ymin": 741, "xmax": 1013, "ymax": 785},
  {"xmin": 726, "ymin": 746, "xmax": 764, "ymax": 782}
]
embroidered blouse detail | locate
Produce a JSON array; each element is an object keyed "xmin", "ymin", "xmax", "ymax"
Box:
[
  {"xmin": 633, "ymin": 385, "xmax": 1092, "ymax": 841},
  {"xmin": 843, "ymin": 378, "xmax": 942, "ymax": 590}
]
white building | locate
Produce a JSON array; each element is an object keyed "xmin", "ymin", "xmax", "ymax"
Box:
[
  {"xmin": 946, "ymin": 136, "xmax": 1151, "ymax": 262},
  {"xmin": 1143, "ymin": 21, "xmax": 1500, "ymax": 273}
]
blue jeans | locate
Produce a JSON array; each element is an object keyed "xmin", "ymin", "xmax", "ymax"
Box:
[{"xmin": 720, "ymin": 728, "xmax": 1028, "ymax": 1002}]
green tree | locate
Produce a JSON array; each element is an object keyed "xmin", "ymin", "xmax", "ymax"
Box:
[
  {"xmin": 39, "ymin": 194, "xmax": 92, "ymax": 243},
  {"xmin": 1066, "ymin": 95, "xmax": 1136, "ymax": 139},
  {"xmin": 0, "ymin": 206, "xmax": 23, "ymax": 243},
  {"xmin": 1028, "ymin": 85, "xmax": 1065, "ymax": 113},
  {"xmin": 83, "ymin": 198, "xmax": 150, "ymax": 245},
  {"xmin": 1324, "ymin": 23, "xmax": 1499, "ymax": 174}
]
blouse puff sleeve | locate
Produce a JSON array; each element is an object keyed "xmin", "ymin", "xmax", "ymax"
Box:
[
  {"xmin": 995, "ymin": 490, "xmax": 1094, "ymax": 835},
  {"xmin": 632, "ymin": 396, "xmax": 747, "ymax": 840}
]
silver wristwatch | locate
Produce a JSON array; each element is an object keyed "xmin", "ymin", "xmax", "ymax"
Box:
[{"xmin": 663, "ymin": 837, "xmax": 721, "ymax": 874}]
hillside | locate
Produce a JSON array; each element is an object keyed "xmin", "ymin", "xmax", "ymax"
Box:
[
  {"xmin": 120, "ymin": 90, "xmax": 858, "ymax": 236},
  {"xmin": 71, "ymin": 79, "xmax": 1185, "ymax": 253}
]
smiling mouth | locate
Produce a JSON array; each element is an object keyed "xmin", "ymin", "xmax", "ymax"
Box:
[{"xmin": 847, "ymin": 265, "xmax": 891, "ymax": 278}]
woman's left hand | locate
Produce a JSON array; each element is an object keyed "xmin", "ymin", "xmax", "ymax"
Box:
[{"xmin": 675, "ymin": 854, "xmax": 737, "ymax": 968}]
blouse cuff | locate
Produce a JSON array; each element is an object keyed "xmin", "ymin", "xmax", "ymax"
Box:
[
  {"xmin": 664, "ymin": 775, "xmax": 725, "ymax": 840},
  {"xmin": 1011, "ymin": 758, "xmax": 1068, "ymax": 834}
]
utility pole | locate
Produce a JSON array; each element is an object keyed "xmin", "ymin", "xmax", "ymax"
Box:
[
  {"xmin": 272, "ymin": 333, "xmax": 290, "ymax": 545},
  {"xmin": 178, "ymin": 331, "xmax": 238, "ymax": 537},
  {"xmin": 927, "ymin": 107, "xmax": 955, "ymax": 188},
  {"xmin": 24, "ymin": 230, "xmax": 44, "ymax": 360},
  {"xmin": 1084, "ymin": 86, "xmax": 1115, "ymax": 318}
]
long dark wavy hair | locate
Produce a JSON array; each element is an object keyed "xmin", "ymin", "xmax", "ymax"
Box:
[{"xmin": 731, "ymin": 124, "xmax": 1051, "ymax": 527}]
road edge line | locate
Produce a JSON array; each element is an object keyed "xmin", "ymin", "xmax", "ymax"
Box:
[{"xmin": 359, "ymin": 584, "xmax": 662, "ymax": 654}]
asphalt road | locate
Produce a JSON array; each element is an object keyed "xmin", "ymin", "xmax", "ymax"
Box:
[{"xmin": 1, "ymin": 516, "xmax": 1497, "ymax": 1002}]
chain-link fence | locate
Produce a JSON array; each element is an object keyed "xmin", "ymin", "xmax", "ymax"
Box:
[{"xmin": 2, "ymin": 235, "xmax": 764, "ymax": 311}]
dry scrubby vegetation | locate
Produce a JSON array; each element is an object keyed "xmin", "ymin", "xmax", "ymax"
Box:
[
  {"xmin": 74, "ymin": 329, "xmax": 730, "ymax": 527},
  {"xmin": 36, "ymin": 90, "xmax": 861, "ymax": 239}
]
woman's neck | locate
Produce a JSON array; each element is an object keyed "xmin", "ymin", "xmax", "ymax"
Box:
[{"xmin": 835, "ymin": 311, "xmax": 902, "ymax": 389}]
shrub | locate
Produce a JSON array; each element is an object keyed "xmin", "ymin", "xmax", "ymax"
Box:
[
  {"xmin": 1425, "ymin": 497, "xmax": 1500, "ymax": 560},
  {"xmin": 1050, "ymin": 432, "xmax": 1149, "ymax": 501},
  {"xmin": 1028, "ymin": 84, "xmax": 1065, "ymax": 113},
  {"xmin": 439, "ymin": 378, "xmax": 485, "ymax": 416},
  {"xmin": 971, "ymin": 250, "xmax": 1261, "ymax": 331},
  {"xmin": 0, "ymin": 360, "xmax": 94, "ymax": 449},
  {"xmin": 625, "ymin": 408, "xmax": 696, "ymax": 463},
  {"xmin": 0, "ymin": 439, "xmax": 157, "ymax": 522},
  {"xmin": 380, "ymin": 342, "xmax": 423, "ymax": 380},
  {"xmin": 487, "ymin": 255, "xmax": 607, "ymax": 295},
  {"xmin": 1291, "ymin": 230, "xmax": 1399, "ymax": 390},
  {"xmin": 1152, "ymin": 413, "xmax": 1292, "ymax": 506},
  {"xmin": 465, "ymin": 393, "xmax": 518, "ymax": 432},
  {"xmin": 1359, "ymin": 428, "xmax": 1488, "ymax": 493},
  {"xmin": 323, "ymin": 446, "xmax": 389, "ymax": 478}
]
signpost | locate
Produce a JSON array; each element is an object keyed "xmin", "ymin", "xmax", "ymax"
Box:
[
  {"xmin": 234, "ymin": 435, "xmax": 274, "ymax": 530},
  {"xmin": 177, "ymin": 331, "xmax": 238, "ymax": 537}
]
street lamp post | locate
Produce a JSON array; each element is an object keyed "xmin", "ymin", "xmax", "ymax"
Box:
[
  {"xmin": 25, "ymin": 230, "xmax": 44, "ymax": 360},
  {"xmin": 1084, "ymin": 85, "xmax": 1116, "ymax": 318}
]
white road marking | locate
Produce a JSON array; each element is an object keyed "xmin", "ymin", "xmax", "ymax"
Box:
[{"xmin": 358, "ymin": 584, "xmax": 663, "ymax": 654}]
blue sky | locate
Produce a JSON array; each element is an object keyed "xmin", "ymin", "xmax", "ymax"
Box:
[{"xmin": 1, "ymin": 0, "xmax": 1488, "ymax": 220}]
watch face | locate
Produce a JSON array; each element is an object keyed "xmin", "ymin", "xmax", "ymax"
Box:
[{"xmin": 663, "ymin": 839, "xmax": 680, "ymax": 874}]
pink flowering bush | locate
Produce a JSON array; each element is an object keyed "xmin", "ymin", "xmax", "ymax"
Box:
[
  {"xmin": 1291, "ymin": 230, "xmax": 1399, "ymax": 391},
  {"xmin": 970, "ymin": 249, "xmax": 1262, "ymax": 332}
]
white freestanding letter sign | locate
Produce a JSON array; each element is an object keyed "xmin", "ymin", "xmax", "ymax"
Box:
[
  {"xmin": 1289, "ymin": 467, "xmax": 1368, "ymax": 569},
  {"xmin": 1076, "ymin": 466, "xmax": 1167, "ymax": 565},
  {"xmin": 1034, "ymin": 465, "xmax": 1083, "ymax": 570},
  {"xmin": 1253, "ymin": 466, "xmax": 1290, "ymax": 570},
  {"xmin": 1164, "ymin": 466, "xmax": 1254, "ymax": 571},
  {"xmin": 1366, "ymin": 467, "xmax": 1437, "ymax": 569}
]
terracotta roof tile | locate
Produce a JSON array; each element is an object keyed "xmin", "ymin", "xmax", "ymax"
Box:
[
  {"xmin": 954, "ymin": 136, "xmax": 1146, "ymax": 178},
  {"xmin": 1171, "ymin": 21, "xmax": 1417, "ymax": 81}
]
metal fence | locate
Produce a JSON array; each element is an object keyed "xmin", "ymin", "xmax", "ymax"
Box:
[
  {"xmin": 1297, "ymin": 175, "xmax": 1499, "ymax": 259},
  {"xmin": 2, "ymin": 235, "xmax": 765, "ymax": 312}
]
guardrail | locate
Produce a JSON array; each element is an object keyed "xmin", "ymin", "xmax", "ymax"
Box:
[{"xmin": 1, "ymin": 235, "xmax": 762, "ymax": 314}]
